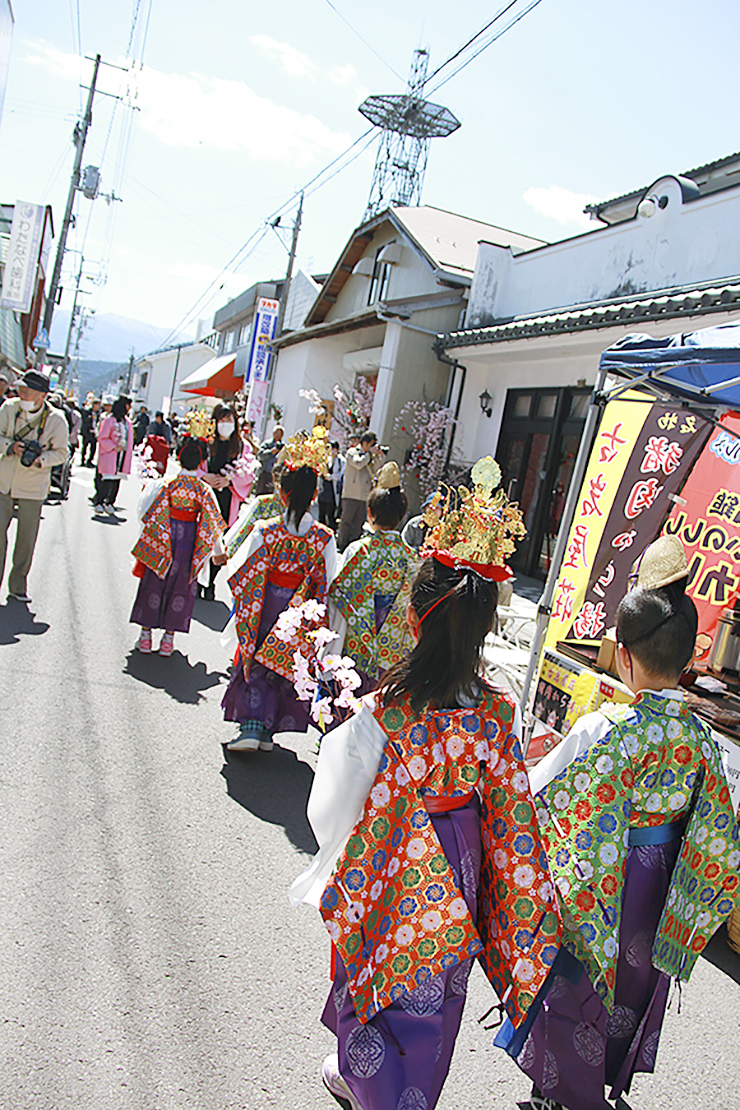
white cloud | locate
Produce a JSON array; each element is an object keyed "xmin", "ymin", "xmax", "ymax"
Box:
[
  {"xmin": 251, "ymin": 34, "xmax": 317, "ymax": 79},
  {"xmin": 523, "ymin": 186, "xmax": 598, "ymax": 230},
  {"xmin": 26, "ymin": 43, "xmax": 350, "ymax": 165}
]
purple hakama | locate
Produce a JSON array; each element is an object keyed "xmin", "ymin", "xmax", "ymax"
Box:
[
  {"xmin": 130, "ymin": 517, "xmax": 198, "ymax": 633},
  {"xmin": 322, "ymin": 797, "xmax": 481, "ymax": 1110},
  {"xmin": 221, "ymin": 581, "xmax": 310, "ymax": 737},
  {"xmin": 506, "ymin": 835, "xmax": 681, "ymax": 1110}
]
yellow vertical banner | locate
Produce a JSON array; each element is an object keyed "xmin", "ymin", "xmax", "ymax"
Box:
[{"xmin": 545, "ymin": 395, "xmax": 653, "ymax": 648}]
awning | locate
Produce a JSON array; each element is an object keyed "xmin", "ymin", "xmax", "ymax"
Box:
[{"xmin": 179, "ymin": 353, "xmax": 242, "ymax": 397}]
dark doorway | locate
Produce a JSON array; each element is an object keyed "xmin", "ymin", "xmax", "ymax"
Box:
[{"xmin": 497, "ymin": 387, "xmax": 590, "ymax": 579}]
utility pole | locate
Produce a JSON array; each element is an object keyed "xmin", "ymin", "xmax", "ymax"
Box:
[
  {"xmin": 275, "ymin": 192, "xmax": 303, "ymax": 338},
  {"xmin": 36, "ymin": 53, "xmax": 101, "ymax": 367},
  {"xmin": 124, "ymin": 350, "xmax": 134, "ymax": 393},
  {"xmin": 262, "ymin": 194, "xmax": 303, "ymax": 431},
  {"xmin": 60, "ymin": 254, "xmax": 87, "ymax": 391},
  {"xmin": 167, "ymin": 344, "xmax": 182, "ymax": 416}
]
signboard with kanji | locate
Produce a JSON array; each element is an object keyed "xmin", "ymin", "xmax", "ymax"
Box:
[{"xmin": 245, "ymin": 297, "xmax": 280, "ymax": 385}]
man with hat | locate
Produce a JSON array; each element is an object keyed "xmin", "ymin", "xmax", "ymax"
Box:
[{"xmin": 0, "ymin": 370, "xmax": 69, "ymax": 602}]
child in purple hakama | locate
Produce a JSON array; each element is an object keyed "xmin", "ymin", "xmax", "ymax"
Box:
[
  {"xmin": 131, "ymin": 435, "xmax": 225, "ymax": 656},
  {"xmin": 291, "ymin": 459, "xmax": 561, "ymax": 1110},
  {"xmin": 499, "ymin": 558, "xmax": 738, "ymax": 1110},
  {"xmin": 221, "ymin": 430, "xmax": 337, "ymax": 752}
]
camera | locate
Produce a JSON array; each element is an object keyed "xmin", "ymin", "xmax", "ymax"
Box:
[
  {"xmin": 378, "ymin": 445, "xmax": 390, "ymax": 455},
  {"xmin": 20, "ymin": 440, "xmax": 43, "ymax": 468}
]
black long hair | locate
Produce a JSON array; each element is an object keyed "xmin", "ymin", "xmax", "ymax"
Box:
[
  {"xmin": 367, "ymin": 485, "xmax": 408, "ymax": 529},
  {"xmin": 281, "ymin": 465, "xmax": 317, "ymax": 528},
  {"xmin": 378, "ymin": 558, "xmax": 498, "ymax": 712},
  {"xmin": 111, "ymin": 397, "xmax": 129, "ymax": 421},
  {"xmin": 617, "ymin": 583, "xmax": 697, "ymax": 680},
  {"xmin": 177, "ymin": 436, "xmax": 208, "ymax": 470},
  {"xmin": 210, "ymin": 403, "xmax": 241, "ymax": 460}
]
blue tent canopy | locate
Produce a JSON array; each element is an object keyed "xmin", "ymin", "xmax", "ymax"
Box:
[{"xmin": 599, "ymin": 321, "xmax": 740, "ymax": 407}]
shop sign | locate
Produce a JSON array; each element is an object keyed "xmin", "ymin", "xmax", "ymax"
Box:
[
  {"xmin": 245, "ymin": 297, "xmax": 279, "ymax": 384},
  {"xmin": 1, "ymin": 201, "xmax": 46, "ymax": 314},
  {"xmin": 663, "ymin": 412, "xmax": 740, "ymax": 661},
  {"xmin": 545, "ymin": 394, "xmax": 653, "ymax": 648},
  {"xmin": 562, "ymin": 403, "xmax": 711, "ymax": 643}
]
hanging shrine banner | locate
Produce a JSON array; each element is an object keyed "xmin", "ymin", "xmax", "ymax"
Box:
[
  {"xmin": 546, "ymin": 398, "xmax": 712, "ymax": 648},
  {"xmin": 663, "ymin": 412, "xmax": 740, "ymax": 663}
]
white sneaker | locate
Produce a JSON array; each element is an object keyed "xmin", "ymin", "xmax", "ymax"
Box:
[
  {"xmin": 321, "ymin": 1054, "xmax": 363, "ymax": 1110},
  {"xmin": 104, "ymin": 504, "xmax": 115, "ymax": 516},
  {"xmin": 226, "ymin": 734, "xmax": 260, "ymax": 752},
  {"xmin": 258, "ymin": 739, "xmax": 274, "ymax": 752}
]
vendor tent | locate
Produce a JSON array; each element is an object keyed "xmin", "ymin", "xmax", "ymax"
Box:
[{"xmin": 520, "ymin": 319, "xmax": 740, "ymax": 726}]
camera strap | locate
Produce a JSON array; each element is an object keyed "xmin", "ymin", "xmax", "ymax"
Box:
[{"xmin": 15, "ymin": 403, "xmax": 50, "ymax": 443}]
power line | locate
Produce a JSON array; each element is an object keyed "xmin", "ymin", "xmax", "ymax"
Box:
[
  {"xmin": 427, "ymin": 0, "xmax": 545, "ymax": 98},
  {"xmin": 322, "ymin": 0, "xmax": 405, "ymax": 83},
  {"xmin": 423, "ymin": 1, "xmax": 522, "ymax": 86}
]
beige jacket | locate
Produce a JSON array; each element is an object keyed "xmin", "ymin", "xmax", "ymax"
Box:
[
  {"xmin": 0, "ymin": 399, "xmax": 69, "ymax": 499},
  {"xmin": 341, "ymin": 445, "xmax": 377, "ymax": 502}
]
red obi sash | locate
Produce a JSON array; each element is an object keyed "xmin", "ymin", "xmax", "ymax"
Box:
[
  {"xmin": 423, "ymin": 789, "xmax": 476, "ymax": 815},
  {"xmin": 170, "ymin": 507, "xmax": 198, "ymax": 522},
  {"xmin": 268, "ymin": 568, "xmax": 304, "ymax": 589}
]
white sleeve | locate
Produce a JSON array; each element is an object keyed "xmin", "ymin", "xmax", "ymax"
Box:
[
  {"xmin": 137, "ymin": 478, "xmax": 165, "ymax": 522},
  {"xmin": 289, "ymin": 703, "xmax": 386, "ymax": 908},
  {"xmin": 528, "ymin": 711, "xmax": 611, "ymax": 795},
  {"xmin": 323, "ymin": 535, "xmax": 338, "ymax": 587}
]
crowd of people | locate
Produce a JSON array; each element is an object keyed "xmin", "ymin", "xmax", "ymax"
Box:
[{"xmin": 1, "ymin": 371, "xmax": 737, "ymax": 1110}]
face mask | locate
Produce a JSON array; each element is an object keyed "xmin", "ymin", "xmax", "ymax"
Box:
[
  {"xmin": 19, "ymin": 399, "xmax": 41, "ymax": 412},
  {"xmin": 218, "ymin": 421, "xmax": 235, "ymax": 438}
]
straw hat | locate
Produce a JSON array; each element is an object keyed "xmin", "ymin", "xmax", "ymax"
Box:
[{"xmin": 631, "ymin": 534, "xmax": 688, "ymax": 590}]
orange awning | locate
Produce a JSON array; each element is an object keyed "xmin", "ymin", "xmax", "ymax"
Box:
[{"xmin": 180, "ymin": 354, "xmax": 242, "ymax": 397}]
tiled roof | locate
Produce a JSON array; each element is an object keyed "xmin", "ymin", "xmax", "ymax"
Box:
[
  {"xmin": 584, "ymin": 150, "xmax": 740, "ymax": 216},
  {"xmin": 440, "ymin": 276, "xmax": 740, "ymax": 350}
]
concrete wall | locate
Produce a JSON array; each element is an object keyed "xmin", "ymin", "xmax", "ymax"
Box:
[{"xmin": 466, "ymin": 176, "xmax": 740, "ymax": 328}]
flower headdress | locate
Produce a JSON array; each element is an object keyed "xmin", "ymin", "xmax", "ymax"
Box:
[
  {"xmin": 184, "ymin": 409, "xmax": 215, "ymax": 443},
  {"xmin": 278, "ymin": 426, "xmax": 329, "ymax": 476},
  {"xmin": 420, "ymin": 456, "xmax": 526, "ymax": 581}
]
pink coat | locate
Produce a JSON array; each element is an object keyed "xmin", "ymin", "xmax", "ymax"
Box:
[
  {"xmin": 197, "ymin": 443, "xmax": 256, "ymax": 525},
  {"xmin": 97, "ymin": 415, "xmax": 134, "ymax": 477}
]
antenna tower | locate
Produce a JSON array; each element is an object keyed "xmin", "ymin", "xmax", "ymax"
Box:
[{"xmin": 359, "ymin": 49, "xmax": 461, "ymax": 221}]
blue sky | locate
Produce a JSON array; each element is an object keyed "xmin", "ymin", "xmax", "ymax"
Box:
[{"xmin": 1, "ymin": 0, "xmax": 739, "ymax": 350}]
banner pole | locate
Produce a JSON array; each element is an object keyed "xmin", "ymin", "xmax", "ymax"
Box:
[{"xmin": 520, "ymin": 367, "xmax": 608, "ymax": 750}]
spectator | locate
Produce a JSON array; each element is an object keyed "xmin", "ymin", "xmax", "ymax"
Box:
[
  {"xmin": 0, "ymin": 373, "xmax": 9, "ymax": 406},
  {"xmin": 317, "ymin": 439, "xmax": 344, "ymax": 530},
  {"xmin": 0, "ymin": 370, "xmax": 69, "ymax": 602},
  {"xmin": 133, "ymin": 404, "xmax": 150, "ymax": 446},
  {"xmin": 91, "ymin": 396, "xmax": 134, "ymax": 515},
  {"xmin": 147, "ymin": 410, "xmax": 172, "ymax": 446},
  {"xmin": 80, "ymin": 396, "xmax": 100, "ymax": 467},
  {"xmin": 254, "ymin": 424, "xmax": 284, "ymax": 494},
  {"xmin": 336, "ymin": 431, "xmax": 382, "ymax": 550}
]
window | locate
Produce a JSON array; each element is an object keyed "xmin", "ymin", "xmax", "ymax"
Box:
[
  {"xmin": 367, "ymin": 247, "xmax": 392, "ymax": 305},
  {"xmin": 238, "ymin": 320, "xmax": 252, "ymax": 348},
  {"xmin": 139, "ymin": 371, "xmax": 148, "ymax": 389},
  {"xmin": 514, "ymin": 394, "xmax": 531, "ymax": 417},
  {"xmin": 537, "ymin": 394, "xmax": 558, "ymax": 418}
]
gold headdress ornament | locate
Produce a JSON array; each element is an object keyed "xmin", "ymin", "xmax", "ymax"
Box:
[
  {"xmin": 184, "ymin": 409, "xmax": 215, "ymax": 443},
  {"xmin": 420, "ymin": 456, "xmax": 526, "ymax": 582},
  {"xmin": 376, "ymin": 461, "xmax": 401, "ymax": 490},
  {"xmin": 278, "ymin": 425, "xmax": 330, "ymax": 476}
]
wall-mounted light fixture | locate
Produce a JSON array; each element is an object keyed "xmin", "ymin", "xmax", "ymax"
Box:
[
  {"xmin": 637, "ymin": 193, "xmax": 669, "ymax": 218},
  {"xmin": 479, "ymin": 388, "xmax": 492, "ymax": 417}
]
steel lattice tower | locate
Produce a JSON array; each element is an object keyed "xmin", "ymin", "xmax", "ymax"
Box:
[{"xmin": 360, "ymin": 49, "xmax": 461, "ymax": 221}]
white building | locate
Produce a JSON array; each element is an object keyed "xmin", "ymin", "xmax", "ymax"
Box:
[
  {"xmin": 269, "ymin": 205, "xmax": 544, "ymax": 484},
  {"xmin": 440, "ymin": 155, "xmax": 740, "ymax": 579},
  {"xmin": 131, "ymin": 338, "xmax": 218, "ymax": 416}
]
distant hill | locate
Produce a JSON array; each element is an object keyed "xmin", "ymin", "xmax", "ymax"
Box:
[
  {"xmin": 71, "ymin": 360, "xmax": 126, "ymax": 398},
  {"xmin": 50, "ymin": 311, "xmax": 191, "ymax": 363}
]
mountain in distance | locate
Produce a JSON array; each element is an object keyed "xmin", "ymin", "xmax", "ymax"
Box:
[{"xmin": 49, "ymin": 310, "xmax": 191, "ymax": 363}]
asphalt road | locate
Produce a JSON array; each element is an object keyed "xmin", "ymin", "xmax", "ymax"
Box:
[{"xmin": 0, "ymin": 460, "xmax": 739, "ymax": 1110}]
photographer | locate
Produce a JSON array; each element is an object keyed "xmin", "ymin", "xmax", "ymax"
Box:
[
  {"xmin": 0, "ymin": 370, "xmax": 68, "ymax": 603},
  {"xmin": 336, "ymin": 430, "xmax": 384, "ymax": 551}
]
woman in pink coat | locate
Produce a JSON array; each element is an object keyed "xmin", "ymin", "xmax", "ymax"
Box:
[{"xmin": 91, "ymin": 396, "xmax": 134, "ymax": 515}]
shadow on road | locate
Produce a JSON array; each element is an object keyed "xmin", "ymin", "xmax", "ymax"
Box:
[
  {"xmin": 702, "ymin": 922, "xmax": 740, "ymax": 985},
  {"xmin": 90, "ymin": 513, "xmax": 125, "ymax": 525},
  {"xmin": 0, "ymin": 602, "xmax": 50, "ymax": 644},
  {"xmin": 220, "ymin": 744, "xmax": 318, "ymax": 855},
  {"xmin": 123, "ymin": 648, "xmax": 226, "ymax": 704},
  {"xmin": 192, "ymin": 598, "xmax": 231, "ymax": 632}
]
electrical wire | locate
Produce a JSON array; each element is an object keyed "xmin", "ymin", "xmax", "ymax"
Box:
[
  {"xmin": 426, "ymin": 0, "xmax": 545, "ymax": 97},
  {"xmin": 321, "ymin": 0, "xmax": 405, "ymax": 83},
  {"xmin": 423, "ymin": 0, "xmax": 522, "ymax": 86}
]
